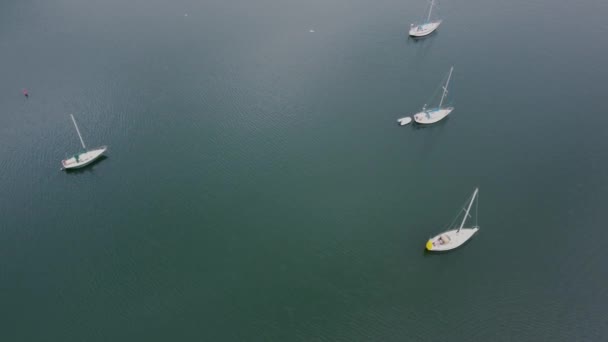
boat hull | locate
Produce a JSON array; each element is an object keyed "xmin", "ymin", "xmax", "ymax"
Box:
[
  {"xmin": 426, "ymin": 227, "xmax": 479, "ymax": 251},
  {"xmin": 409, "ymin": 21, "xmax": 441, "ymax": 37},
  {"xmin": 413, "ymin": 107, "xmax": 453, "ymax": 124},
  {"xmin": 62, "ymin": 146, "xmax": 107, "ymax": 170}
]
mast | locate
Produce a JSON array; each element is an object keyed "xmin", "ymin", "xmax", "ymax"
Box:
[
  {"xmin": 70, "ymin": 114, "xmax": 87, "ymax": 150},
  {"xmin": 427, "ymin": 0, "xmax": 434, "ymax": 22},
  {"xmin": 438, "ymin": 66, "xmax": 453, "ymax": 109},
  {"xmin": 458, "ymin": 187, "xmax": 478, "ymax": 232}
]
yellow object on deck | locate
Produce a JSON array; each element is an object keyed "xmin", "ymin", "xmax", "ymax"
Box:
[{"xmin": 426, "ymin": 240, "xmax": 433, "ymax": 251}]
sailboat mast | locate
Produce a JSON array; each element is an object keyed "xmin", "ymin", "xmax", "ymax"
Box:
[
  {"xmin": 427, "ymin": 0, "xmax": 434, "ymax": 22},
  {"xmin": 458, "ymin": 187, "xmax": 478, "ymax": 232},
  {"xmin": 438, "ymin": 66, "xmax": 453, "ymax": 109},
  {"xmin": 70, "ymin": 114, "xmax": 87, "ymax": 150}
]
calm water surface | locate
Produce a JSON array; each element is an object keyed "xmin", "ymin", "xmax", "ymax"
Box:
[{"xmin": 1, "ymin": 0, "xmax": 608, "ymax": 340}]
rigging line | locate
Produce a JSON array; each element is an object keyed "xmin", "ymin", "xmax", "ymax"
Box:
[
  {"xmin": 444, "ymin": 195, "xmax": 472, "ymax": 230},
  {"xmin": 476, "ymin": 190, "xmax": 479, "ymax": 227},
  {"xmin": 424, "ymin": 74, "xmax": 445, "ymax": 109},
  {"xmin": 426, "ymin": 68, "xmax": 453, "ymax": 109}
]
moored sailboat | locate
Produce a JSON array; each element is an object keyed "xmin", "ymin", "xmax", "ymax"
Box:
[
  {"xmin": 61, "ymin": 114, "xmax": 106, "ymax": 170},
  {"xmin": 413, "ymin": 66, "xmax": 454, "ymax": 125},
  {"xmin": 409, "ymin": 0, "xmax": 442, "ymax": 37},
  {"xmin": 426, "ymin": 187, "xmax": 480, "ymax": 252}
]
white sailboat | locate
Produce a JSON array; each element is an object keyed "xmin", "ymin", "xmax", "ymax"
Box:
[
  {"xmin": 426, "ymin": 188, "xmax": 479, "ymax": 252},
  {"xmin": 413, "ymin": 66, "xmax": 454, "ymax": 124},
  {"xmin": 409, "ymin": 0, "xmax": 442, "ymax": 37},
  {"xmin": 61, "ymin": 114, "xmax": 107, "ymax": 170}
]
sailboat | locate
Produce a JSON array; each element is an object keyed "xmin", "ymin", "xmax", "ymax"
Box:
[
  {"xmin": 413, "ymin": 66, "xmax": 454, "ymax": 124},
  {"xmin": 61, "ymin": 114, "xmax": 107, "ymax": 170},
  {"xmin": 409, "ymin": 0, "xmax": 442, "ymax": 37},
  {"xmin": 426, "ymin": 188, "xmax": 479, "ymax": 252}
]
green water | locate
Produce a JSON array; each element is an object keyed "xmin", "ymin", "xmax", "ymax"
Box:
[{"xmin": 1, "ymin": 0, "xmax": 608, "ymax": 340}]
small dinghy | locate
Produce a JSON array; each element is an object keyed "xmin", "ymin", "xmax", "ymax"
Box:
[
  {"xmin": 397, "ymin": 117, "xmax": 412, "ymax": 126},
  {"xmin": 426, "ymin": 187, "xmax": 480, "ymax": 252},
  {"xmin": 61, "ymin": 114, "xmax": 107, "ymax": 170},
  {"xmin": 413, "ymin": 66, "xmax": 454, "ymax": 125},
  {"xmin": 409, "ymin": 0, "xmax": 442, "ymax": 37}
]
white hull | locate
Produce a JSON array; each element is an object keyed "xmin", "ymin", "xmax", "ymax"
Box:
[
  {"xmin": 426, "ymin": 227, "xmax": 479, "ymax": 251},
  {"xmin": 62, "ymin": 146, "xmax": 107, "ymax": 170},
  {"xmin": 397, "ymin": 117, "xmax": 412, "ymax": 126},
  {"xmin": 409, "ymin": 21, "xmax": 441, "ymax": 37},
  {"xmin": 413, "ymin": 107, "xmax": 453, "ymax": 124}
]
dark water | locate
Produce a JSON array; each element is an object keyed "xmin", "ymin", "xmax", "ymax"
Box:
[{"xmin": 1, "ymin": 0, "xmax": 608, "ymax": 340}]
